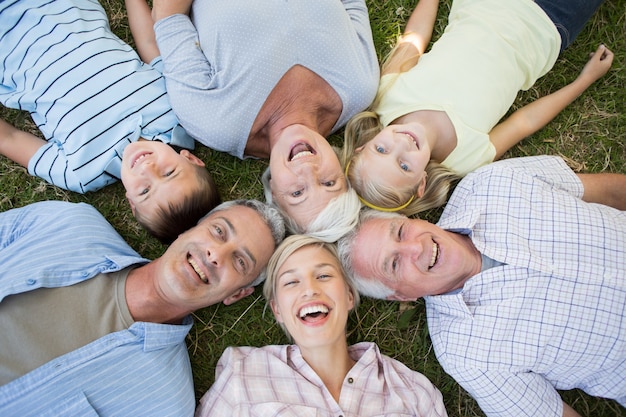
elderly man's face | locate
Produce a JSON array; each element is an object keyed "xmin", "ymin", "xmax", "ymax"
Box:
[
  {"xmin": 158, "ymin": 205, "xmax": 275, "ymax": 309},
  {"xmin": 351, "ymin": 216, "xmax": 480, "ymax": 300}
]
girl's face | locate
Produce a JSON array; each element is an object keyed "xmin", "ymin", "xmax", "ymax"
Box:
[
  {"xmin": 269, "ymin": 124, "xmax": 347, "ymax": 229},
  {"xmin": 271, "ymin": 245, "xmax": 354, "ymax": 349},
  {"xmin": 356, "ymin": 123, "xmax": 430, "ymax": 193}
]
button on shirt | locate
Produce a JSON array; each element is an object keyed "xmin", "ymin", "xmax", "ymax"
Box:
[
  {"xmin": 196, "ymin": 342, "xmax": 448, "ymax": 416},
  {"xmin": 426, "ymin": 156, "xmax": 626, "ymax": 417}
]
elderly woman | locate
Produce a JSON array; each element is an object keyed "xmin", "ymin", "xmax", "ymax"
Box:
[
  {"xmin": 195, "ymin": 235, "xmax": 448, "ymax": 416},
  {"xmin": 145, "ymin": 0, "xmax": 379, "ymax": 238}
]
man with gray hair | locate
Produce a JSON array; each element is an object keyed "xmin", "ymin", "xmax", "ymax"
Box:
[
  {"xmin": 0, "ymin": 199, "xmax": 285, "ymax": 417},
  {"xmin": 338, "ymin": 156, "xmax": 626, "ymax": 417}
]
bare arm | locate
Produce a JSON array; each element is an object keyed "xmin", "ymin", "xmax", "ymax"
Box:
[
  {"xmin": 577, "ymin": 172, "xmax": 626, "ymax": 211},
  {"xmin": 0, "ymin": 118, "xmax": 46, "ymax": 168},
  {"xmin": 125, "ymin": 0, "xmax": 160, "ymax": 63},
  {"xmin": 562, "ymin": 401, "xmax": 583, "ymax": 417},
  {"xmin": 383, "ymin": 0, "xmax": 440, "ymax": 74},
  {"xmin": 489, "ymin": 44, "xmax": 614, "ymax": 159},
  {"xmin": 151, "ymin": 0, "xmax": 192, "ymax": 22}
]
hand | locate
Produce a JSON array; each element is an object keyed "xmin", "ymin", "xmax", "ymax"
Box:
[
  {"xmin": 152, "ymin": 0, "xmax": 192, "ymax": 22},
  {"xmin": 578, "ymin": 44, "xmax": 614, "ymax": 83}
]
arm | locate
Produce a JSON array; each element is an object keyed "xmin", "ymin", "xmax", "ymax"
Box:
[
  {"xmin": 576, "ymin": 172, "xmax": 626, "ymax": 210},
  {"xmin": 562, "ymin": 402, "xmax": 583, "ymax": 417},
  {"xmin": 383, "ymin": 0, "xmax": 440, "ymax": 75},
  {"xmin": 151, "ymin": 0, "xmax": 191, "ymax": 22},
  {"xmin": 489, "ymin": 44, "xmax": 614, "ymax": 159},
  {"xmin": 0, "ymin": 118, "xmax": 45, "ymax": 168},
  {"xmin": 125, "ymin": 0, "xmax": 160, "ymax": 63}
]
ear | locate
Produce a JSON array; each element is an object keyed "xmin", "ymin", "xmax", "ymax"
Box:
[
  {"xmin": 180, "ymin": 149, "xmax": 205, "ymax": 167},
  {"xmin": 354, "ymin": 145, "xmax": 364, "ymax": 153},
  {"xmin": 270, "ymin": 299, "xmax": 284, "ymax": 323},
  {"xmin": 386, "ymin": 293, "xmax": 417, "ymax": 302},
  {"xmin": 346, "ymin": 285, "xmax": 355, "ymax": 311},
  {"xmin": 416, "ymin": 173, "xmax": 427, "ymax": 198},
  {"xmin": 222, "ymin": 286, "xmax": 255, "ymax": 305},
  {"xmin": 126, "ymin": 193, "xmax": 136, "ymax": 216}
]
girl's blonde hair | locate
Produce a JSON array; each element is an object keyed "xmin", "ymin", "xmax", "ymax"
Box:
[
  {"xmin": 341, "ymin": 37, "xmax": 460, "ymax": 216},
  {"xmin": 263, "ymin": 235, "xmax": 360, "ymax": 341}
]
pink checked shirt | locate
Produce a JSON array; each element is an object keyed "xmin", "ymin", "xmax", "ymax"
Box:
[{"xmin": 196, "ymin": 342, "xmax": 447, "ymax": 416}]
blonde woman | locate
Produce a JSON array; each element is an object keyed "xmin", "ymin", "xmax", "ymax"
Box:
[{"xmin": 196, "ymin": 235, "xmax": 448, "ymax": 416}]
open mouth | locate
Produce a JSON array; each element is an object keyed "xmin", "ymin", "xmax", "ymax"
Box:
[
  {"xmin": 131, "ymin": 152, "xmax": 151, "ymax": 169},
  {"xmin": 298, "ymin": 304, "xmax": 329, "ymax": 323},
  {"xmin": 428, "ymin": 241, "xmax": 440, "ymax": 270},
  {"xmin": 188, "ymin": 255, "xmax": 208, "ymax": 283},
  {"xmin": 289, "ymin": 142, "xmax": 316, "ymax": 161},
  {"xmin": 403, "ymin": 132, "xmax": 419, "ymax": 150}
]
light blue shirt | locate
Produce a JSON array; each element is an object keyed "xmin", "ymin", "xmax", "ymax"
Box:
[
  {"xmin": 427, "ymin": 156, "xmax": 626, "ymax": 417},
  {"xmin": 154, "ymin": 0, "xmax": 379, "ymax": 159},
  {"xmin": 0, "ymin": 0, "xmax": 194, "ymax": 193},
  {"xmin": 0, "ymin": 201, "xmax": 196, "ymax": 417}
]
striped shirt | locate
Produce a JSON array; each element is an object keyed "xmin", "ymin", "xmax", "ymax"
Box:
[
  {"xmin": 0, "ymin": 201, "xmax": 196, "ymax": 417},
  {"xmin": 0, "ymin": 0, "xmax": 193, "ymax": 193},
  {"xmin": 427, "ymin": 156, "xmax": 626, "ymax": 416},
  {"xmin": 197, "ymin": 342, "xmax": 448, "ymax": 416}
]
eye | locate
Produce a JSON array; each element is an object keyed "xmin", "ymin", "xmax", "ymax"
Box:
[
  {"xmin": 283, "ymin": 279, "xmax": 298, "ymax": 287},
  {"xmin": 391, "ymin": 257, "xmax": 399, "ymax": 273},
  {"xmin": 397, "ymin": 224, "xmax": 404, "ymax": 241},
  {"xmin": 399, "ymin": 162, "xmax": 409, "ymax": 171},
  {"xmin": 317, "ymin": 273, "xmax": 331, "ymax": 280},
  {"xmin": 375, "ymin": 145, "xmax": 385, "ymax": 153},
  {"xmin": 291, "ymin": 189, "xmax": 303, "ymax": 197},
  {"xmin": 140, "ymin": 187, "xmax": 149, "ymax": 196},
  {"xmin": 213, "ymin": 225, "xmax": 225, "ymax": 240},
  {"xmin": 164, "ymin": 169, "xmax": 175, "ymax": 177},
  {"xmin": 321, "ymin": 180, "xmax": 335, "ymax": 187}
]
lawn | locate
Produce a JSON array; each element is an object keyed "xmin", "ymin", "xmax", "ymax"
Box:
[{"xmin": 1, "ymin": 1, "xmax": 625, "ymax": 415}]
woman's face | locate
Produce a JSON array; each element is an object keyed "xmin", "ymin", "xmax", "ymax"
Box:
[
  {"xmin": 356, "ymin": 123, "xmax": 430, "ymax": 192},
  {"xmin": 271, "ymin": 245, "xmax": 354, "ymax": 349},
  {"xmin": 269, "ymin": 124, "xmax": 347, "ymax": 229}
]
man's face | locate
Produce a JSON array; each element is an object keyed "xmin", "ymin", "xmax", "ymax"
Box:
[
  {"xmin": 157, "ymin": 205, "xmax": 275, "ymax": 309},
  {"xmin": 351, "ymin": 216, "xmax": 480, "ymax": 300}
]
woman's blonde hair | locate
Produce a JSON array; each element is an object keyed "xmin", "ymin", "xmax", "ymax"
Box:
[
  {"xmin": 263, "ymin": 235, "xmax": 360, "ymax": 341},
  {"xmin": 340, "ymin": 36, "xmax": 460, "ymax": 216}
]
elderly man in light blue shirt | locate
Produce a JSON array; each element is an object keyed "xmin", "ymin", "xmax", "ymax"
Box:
[{"xmin": 0, "ymin": 199, "xmax": 284, "ymax": 417}]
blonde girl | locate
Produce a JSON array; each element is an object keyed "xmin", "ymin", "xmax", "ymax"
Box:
[{"xmin": 342, "ymin": 0, "xmax": 613, "ymax": 215}]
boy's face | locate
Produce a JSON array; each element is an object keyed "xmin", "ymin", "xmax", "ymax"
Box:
[{"xmin": 121, "ymin": 140, "xmax": 205, "ymax": 218}]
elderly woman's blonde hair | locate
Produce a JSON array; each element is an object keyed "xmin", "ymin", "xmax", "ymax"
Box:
[{"xmin": 263, "ymin": 234, "xmax": 361, "ymax": 340}]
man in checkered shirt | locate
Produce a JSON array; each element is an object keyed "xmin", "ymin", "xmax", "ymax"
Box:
[{"xmin": 338, "ymin": 155, "xmax": 626, "ymax": 417}]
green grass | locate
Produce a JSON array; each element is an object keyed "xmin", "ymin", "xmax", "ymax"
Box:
[{"xmin": 1, "ymin": 1, "xmax": 625, "ymax": 415}]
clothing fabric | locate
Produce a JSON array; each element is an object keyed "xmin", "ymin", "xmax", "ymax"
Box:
[
  {"xmin": 154, "ymin": 0, "xmax": 379, "ymax": 159},
  {"xmin": 0, "ymin": 269, "xmax": 133, "ymax": 384},
  {"xmin": 196, "ymin": 342, "xmax": 447, "ymax": 416},
  {"xmin": 0, "ymin": 0, "xmax": 193, "ymax": 193},
  {"xmin": 375, "ymin": 0, "xmax": 560, "ymax": 175},
  {"xmin": 0, "ymin": 201, "xmax": 196, "ymax": 417},
  {"xmin": 426, "ymin": 156, "xmax": 626, "ymax": 417},
  {"xmin": 534, "ymin": 0, "xmax": 604, "ymax": 51}
]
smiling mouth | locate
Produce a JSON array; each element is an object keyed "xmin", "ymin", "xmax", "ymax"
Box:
[
  {"xmin": 298, "ymin": 304, "xmax": 329, "ymax": 323},
  {"xmin": 289, "ymin": 143, "xmax": 316, "ymax": 161},
  {"xmin": 429, "ymin": 241, "xmax": 439, "ymax": 269},
  {"xmin": 131, "ymin": 152, "xmax": 151, "ymax": 169},
  {"xmin": 403, "ymin": 132, "xmax": 419, "ymax": 149},
  {"xmin": 188, "ymin": 255, "xmax": 208, "ymax": 283}
]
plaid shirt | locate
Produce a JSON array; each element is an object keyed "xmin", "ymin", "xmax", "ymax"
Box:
[
  {"xmin": 427, "ymin": 156, "xmax": 626, "ymax": 417},
  {"xmin": 196, "ymin": 342, "xmax": 447, "ymax": 416}
]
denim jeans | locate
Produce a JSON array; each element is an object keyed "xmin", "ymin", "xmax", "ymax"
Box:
[{"xmin": 533, "ymin": 0, "xmax": 605, "ymax": 52}]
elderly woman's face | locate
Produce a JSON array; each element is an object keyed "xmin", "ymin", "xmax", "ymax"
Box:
[
  {"xmin": 270, "ymin": 244, "xmax": 354, "ymax": 348},
  {"xmin": 269, "ymin": 124, "xmax": 348, "ymax": 229}
]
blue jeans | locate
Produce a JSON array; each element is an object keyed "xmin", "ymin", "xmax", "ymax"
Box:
[{"xmin": 533, "ymin": 0, "xmax": 605, "ymax": 52}]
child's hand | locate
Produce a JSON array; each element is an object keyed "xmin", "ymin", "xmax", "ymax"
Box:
[{"xmin": 579, "ymin": 44, "xmax": 614, "ymax": 83}]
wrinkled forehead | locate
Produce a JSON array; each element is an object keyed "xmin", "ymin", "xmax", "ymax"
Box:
[{"xmin": 351, "ymin": 217, "xmax": 394, "ymax": 276}]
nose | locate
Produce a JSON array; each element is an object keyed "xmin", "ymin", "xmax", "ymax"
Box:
[
  {"xmin": 400, "ymin": 239, "xmax": 424, "ymax": 265},
  {"xmin": 301, "ymin": 277, "xmax": 320, "ymax": 297},
  {"xmin": 206, "ymin": 243, "xmax": 229, "ymax": 267},
  {"xmin": 138, "ymin": 159, "xmax": 158, "ymax": 177}
]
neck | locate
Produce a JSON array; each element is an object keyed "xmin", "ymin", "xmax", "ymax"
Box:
[
  {"xmin": 396, "ymin": 110, "xmax": 457, "ymax": 162},
  {"xmin": 125, "ymin": 261, "xmax": 190, "ymax": 324},
  {"xmin": 450, "ymin": 233, "xmax": 483, "ymax": 292},
  {"xmin": 298, "ymin": 337, "xmax": 355, "ymax": 402}
]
